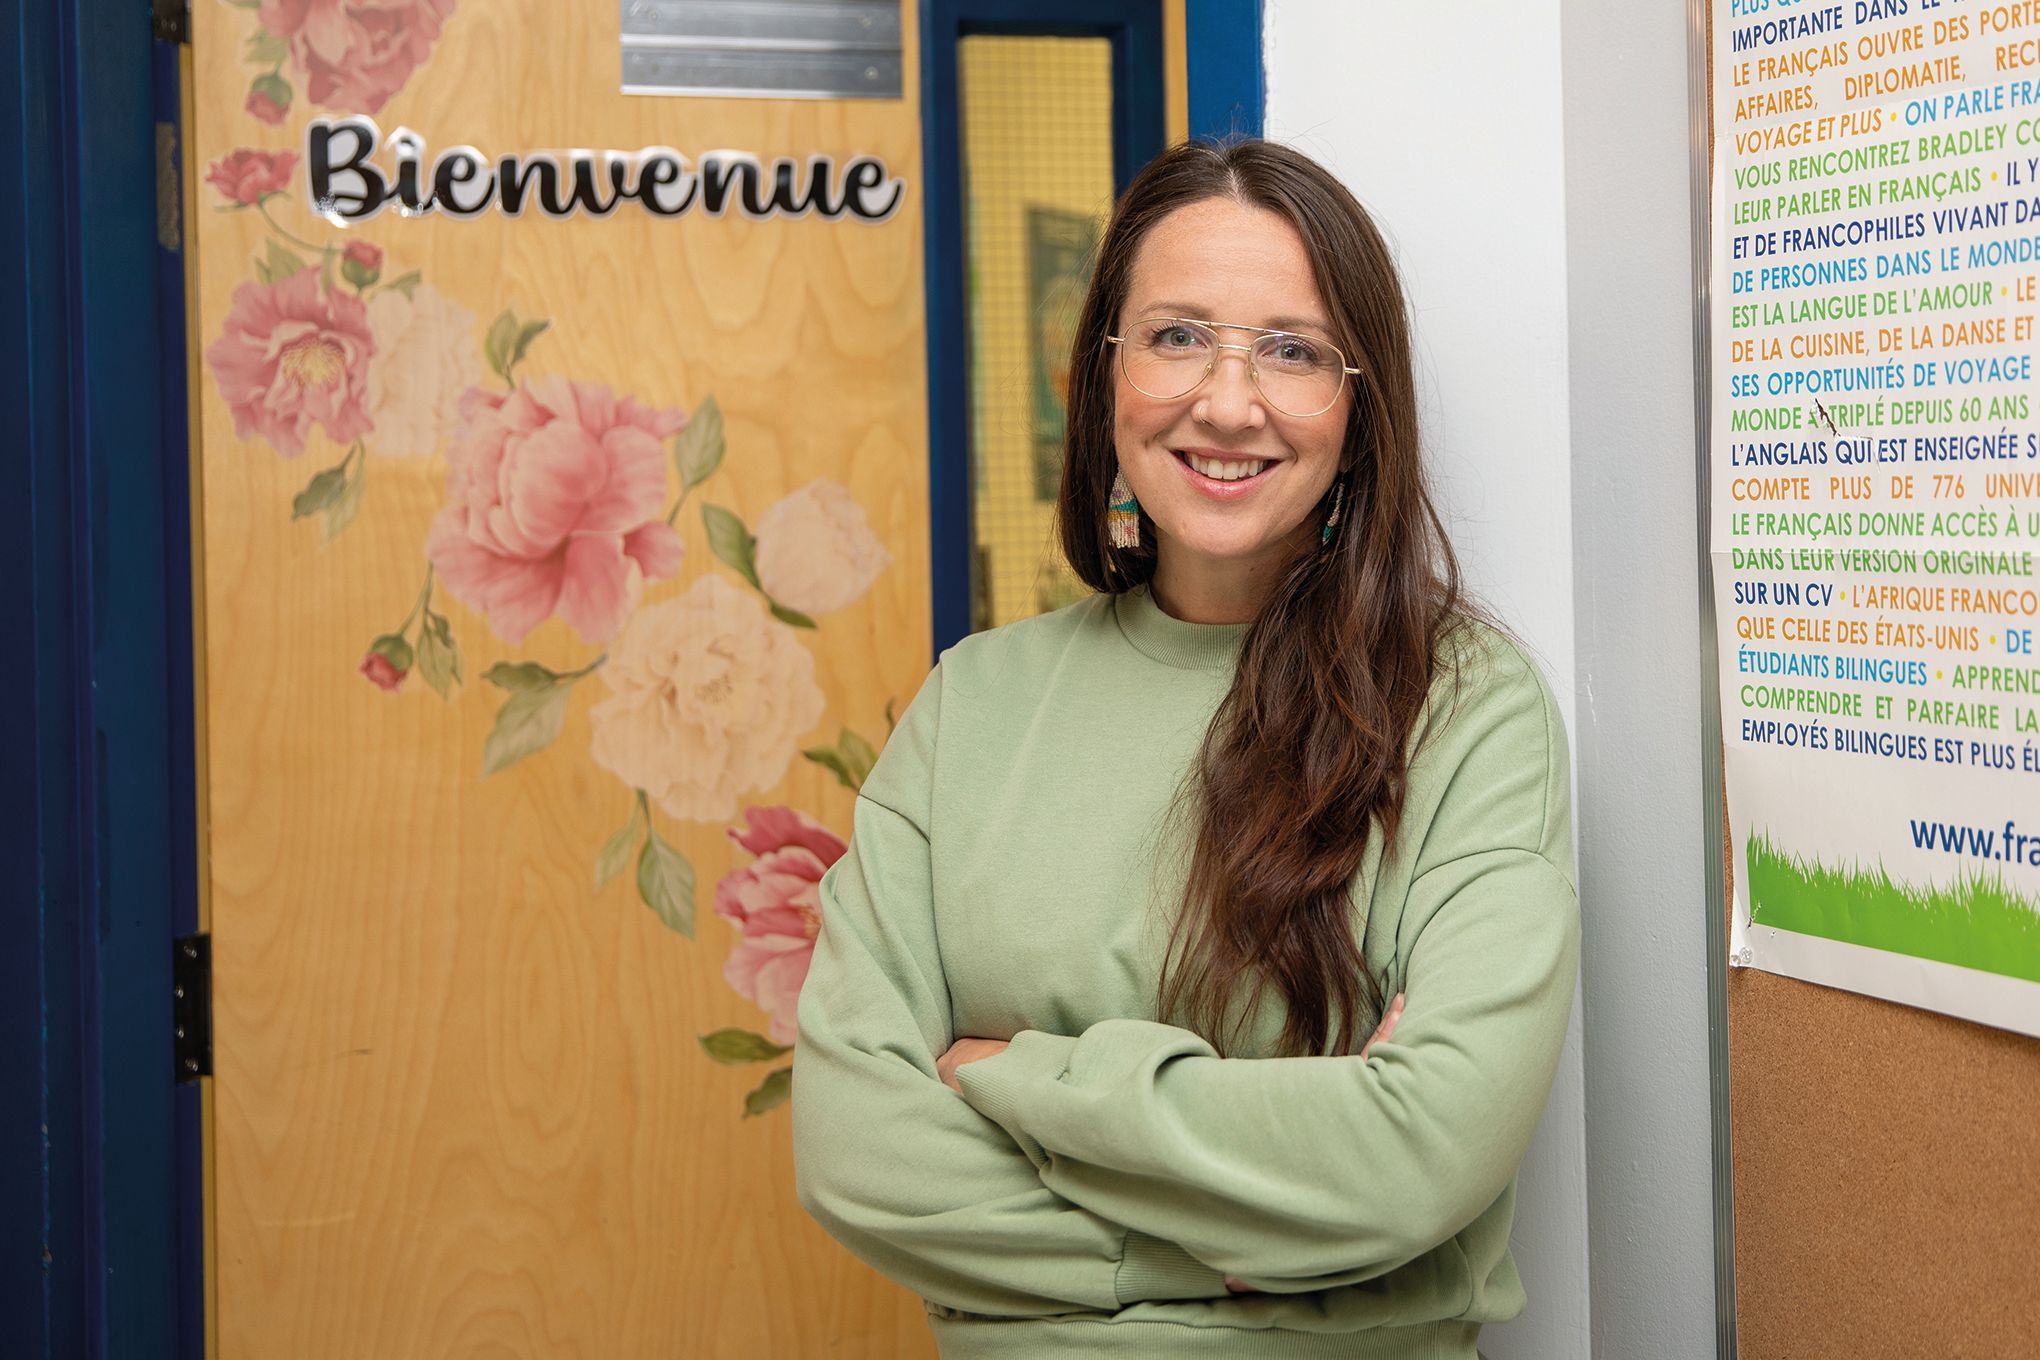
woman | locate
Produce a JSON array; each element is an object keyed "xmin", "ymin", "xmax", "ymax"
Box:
[{"xmin": 792, "ymin": 138, "xmax": 1578, "ymax": 1359}]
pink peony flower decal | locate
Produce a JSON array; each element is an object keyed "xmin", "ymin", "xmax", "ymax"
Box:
[
  {"xmin": 256, "ymin": 0, "xmax": 458, "ymax": 114},
  {"xmin": 244, "ymin": 80, "xmax": 289, "ymax": 126},
  {"xmin": 205, "ymin": 267, "xmax": 375, "ymax": 458},
  {"xmin": 426, "ymin": 376, "xmax": 686, "ymax": 645},
  {"xmin": 360, "ymin": 653, "xmax": 405, "ymax": 690},
  {"xmin": 206, "ymin": 148, "xmax": 299, "ymax": 205},
  {"xmin": 359, "ymin": 634, "xmax": 410, "ymax": 691},
  {"xmin": 340, "ymin": 238, "xmax": 384, "ymax": 289},
  {"xmin": 715, "ymin": 807, "xmax": 845, "ymax": 1045}
]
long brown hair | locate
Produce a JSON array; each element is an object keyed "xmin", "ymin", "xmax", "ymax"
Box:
[{"xmin": 1058, "ymin": 138, "xmax": 1466, "ymax": 1059}]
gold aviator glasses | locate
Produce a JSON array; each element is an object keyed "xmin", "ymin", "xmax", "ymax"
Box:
[{"xmin": 1105, "ymin": 316, "xmax": 1361, "ymax": 418}]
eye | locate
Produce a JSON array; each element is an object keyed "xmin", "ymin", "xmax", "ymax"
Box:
[
  {"xmin": 1139, "ymin": 320, "xmax": 1208, "ymax": 353},
  {"xmin": 1263, "ymin": 335, "xmax": 1325, "ymax": 369}
]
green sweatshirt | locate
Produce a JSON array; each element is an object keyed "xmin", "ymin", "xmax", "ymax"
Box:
[{"xmin": 792, "ymin": 585, "xmax": 1578, "ymax": 1359}]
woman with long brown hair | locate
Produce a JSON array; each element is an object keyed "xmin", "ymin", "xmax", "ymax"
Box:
[{"xmin": 793, "ymin": 138, "xmax": 1579, "ymax": 1359}]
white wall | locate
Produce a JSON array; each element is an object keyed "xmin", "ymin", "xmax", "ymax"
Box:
[
  {"xmin": 1558, "ymin": 2, "xmax": 1721, "ymax": 1356},
  {"xmin": 1265, "ymin": 3, "xmax": 1721, "ymax": 1357},
  {"xmin": 1265, "ymin": 5, "xmax": 1588, "ymax": 1356}
]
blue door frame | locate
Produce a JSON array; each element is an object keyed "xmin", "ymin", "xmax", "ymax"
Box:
[
  {"xmin": 2, "ymin": 3, "xmax": 202, "ymax": 1358},
  {"xmin": 919, "ymin": 0, "xmax": 1264, "ymax": 655}
]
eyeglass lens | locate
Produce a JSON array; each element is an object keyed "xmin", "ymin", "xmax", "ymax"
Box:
[{"xmin": 1118, "ymin": 317, "xmax": 1347, "ymax": 417}]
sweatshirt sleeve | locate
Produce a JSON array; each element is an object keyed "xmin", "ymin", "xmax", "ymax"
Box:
[
  {"xmin": 790, "ymin": 663, "xmax": 1231, "ymax": 1316},
  {"xmin": 951, "ymin": 647, "xmax": 1580, "ymax": 1287}
]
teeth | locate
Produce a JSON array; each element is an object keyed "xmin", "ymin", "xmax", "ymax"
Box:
[{"xmin": 1184, "ymin": 453, "xmax": 1267, "ymax": 482}]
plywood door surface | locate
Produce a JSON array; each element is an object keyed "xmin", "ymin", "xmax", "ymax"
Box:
[{"xmin": 187, "ymin": 1, "xmax": 936, "ymax": 1354}]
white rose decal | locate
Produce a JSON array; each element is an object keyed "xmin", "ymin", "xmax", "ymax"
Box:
[
  {"xmin": 365, "ymin": 283, "xmax": 479, "ymax": 457},
  {"xmin": 752, "ymin": 480, "xmax": 890, "ymax": 617},
  {"xmin": 588, "ymin": 575, "xmax": 826, "ymax": 823}
]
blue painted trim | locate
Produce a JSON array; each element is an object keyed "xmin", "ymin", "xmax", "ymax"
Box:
[
  {"xmin": 1185, "ymin": 0, "xmax": 1265, "ymax": 141},
  {"xmin": 1, "ymin": 2, "xmax": 87, "ymax": 1352},
  {"xmin": 919, "ymin": 0, "xmax": 1167, "ymax": 656},
  {"xmin": 150, "ymin": 33, "xmax": 207, "ymax": 1360},
  {"xmin": 2, "ymin": 2, "xmax": 198, "ymax": 1356}
]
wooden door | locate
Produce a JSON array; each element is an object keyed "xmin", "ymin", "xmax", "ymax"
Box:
[{"xmin": 185, "ymin": 1, "xmax": 935, "ymax": 1354}]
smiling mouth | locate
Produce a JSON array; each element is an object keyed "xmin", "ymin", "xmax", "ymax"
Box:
[{"xmin": 1176, "ymin": 450, "xmax": 1274, "ymax": 482}]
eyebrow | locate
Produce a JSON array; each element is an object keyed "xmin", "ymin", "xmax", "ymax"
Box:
[{"xmin": 1132, "ymin": 301, "xmax": 1334, "ymax": 335}]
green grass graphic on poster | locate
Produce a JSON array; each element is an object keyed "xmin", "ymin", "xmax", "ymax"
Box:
[{"xmin": 1747, "ymin": 833, "xmax": 2040, "ymax": 986}]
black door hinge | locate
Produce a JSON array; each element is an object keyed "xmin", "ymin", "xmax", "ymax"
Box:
[
  {"xmin": 173, "ymin": 934, "xmax": 211, "ymax": 1083},
  {"xmin": 153, "ymin": 0, "xmax": 191, "ymax": 44}
]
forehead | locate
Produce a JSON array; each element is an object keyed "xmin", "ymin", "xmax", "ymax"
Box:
[{"xmin": 1123, "ymin": 197, "xmax": 1328, "ymax": 330}]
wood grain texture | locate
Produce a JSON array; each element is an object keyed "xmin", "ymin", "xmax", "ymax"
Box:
[
  {"xmin": 177, "ymin": 38, "xmax": 226, "ymax": 1360},
  {"xmin": 1705, "ymin": 15, "xmax": 2040, "ymax": 1355},
  {"xmin": 189, "ymin": 1, "xmax": 937, "ymax": 1355}
]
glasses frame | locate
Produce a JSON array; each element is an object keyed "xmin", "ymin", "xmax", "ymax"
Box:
[{"xmin": 1104, "ymin": 315, "xmax": 1363, "ymax": 418}]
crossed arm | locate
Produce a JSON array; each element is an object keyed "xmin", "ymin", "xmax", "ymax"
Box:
[
  {"xmin": 792, "ymin": 654, "xmax": 1579, "ymax": 1310},
  {"xmin": 790, "ymin": 788, "xmax": 1232, "ymax": 1317}
]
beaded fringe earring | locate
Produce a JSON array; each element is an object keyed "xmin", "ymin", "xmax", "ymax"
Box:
[
  {"xmin": 1321, "ymin": 479, "xmax": 1346, "ymax": 546},
  {"xmin": 1107, "ymin": 468, "xmax": 1142, "ymax": 549}
]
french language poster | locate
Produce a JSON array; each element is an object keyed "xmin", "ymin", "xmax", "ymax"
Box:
[{"xmin": 1712, "ymin": 0, "xmax": 2040, "ymax": 1034}]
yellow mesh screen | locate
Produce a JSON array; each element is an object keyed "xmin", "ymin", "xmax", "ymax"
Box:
[{"xmin": 958, "ymin": 35, "xmax": 1115, "ymax": 632}]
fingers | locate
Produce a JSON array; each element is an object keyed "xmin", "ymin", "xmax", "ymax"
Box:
[
  {"xmin": 1361, "ymin": 992, "xmax": 1407, "ymax": 1058},
  {"xmin": 937, "ymin": 1037, "xmax": 1007, "ymax": 1093}
]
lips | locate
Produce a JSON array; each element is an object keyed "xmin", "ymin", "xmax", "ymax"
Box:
[
  {"xmin": 1171, "ymin": 448, "xmax": 1280, "ymax": 500},
  {"xmin": 1175, "ymin": 448, "xmax": 1277, "ymax": 482}
]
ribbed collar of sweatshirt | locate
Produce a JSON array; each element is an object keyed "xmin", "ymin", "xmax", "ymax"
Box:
[{"xmin": 1110, "ymin": 584, "xmax": 1247, "ymax": 671}]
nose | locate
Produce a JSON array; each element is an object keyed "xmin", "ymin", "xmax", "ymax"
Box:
[{"xmin": 1195, "ymin": 344, "xmax": 1265, "ymax": 430}]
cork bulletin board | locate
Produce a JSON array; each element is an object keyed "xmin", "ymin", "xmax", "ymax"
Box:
[{"xmin": 1699, "ymin": 3, "xmax": 2040, "ymax": 1356}]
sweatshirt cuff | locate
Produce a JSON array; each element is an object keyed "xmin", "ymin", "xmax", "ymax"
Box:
[
  {"xmin": 952, "ymin": 1029, "xmax": 1077, "ymax": 1169},
  {"xmin": 1114, "ymin": 1230, "xmax": 1231, "ymax": 1305}
]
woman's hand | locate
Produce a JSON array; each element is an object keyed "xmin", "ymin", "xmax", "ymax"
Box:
[
  {"xmin": 1224, "ymin": 994, "xmax": 1405, "ymax": 1299},
  {"xmin": 937, "ymin": 1037, "xmax": 1010, "ymax": 1092},
  {"xmin": 1363, "ymin": 992, "xmax": 1406, "ymax": 1059}
]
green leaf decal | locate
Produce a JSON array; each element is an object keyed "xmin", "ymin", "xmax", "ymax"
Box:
[
  {"xmin": 243, "ymin": 27, "xmax": 288, "ymax": 65},
  {"xmin": 511, "ymin": 319, "xmax": 549, "ymax": 371},
  {"xmin": 698, "ymin": 1029, "xmax": 792, "ymax": 1065},
  {"xmin": 290, "ymin": 466, "xmax": 347, "ymax": 519},
  {"xmin": 636, "ymin": 830, "xmax": 696, "ymax": 936},
  {"xmin": 434, "ymin": 615, "xmax": 463, "ymax": 684},
  {"xmin": 803, "ymin": 727, "xmax": 878, "ymax": 792},
  {"xmin": 768, "ymin": 601, "xmax": 817, "ymax": 629},
  {"xmin": 484, "ymin": 308, "xmax": 519, "ymax": 380},
  {"xmin": 673, "ymin": 394, "xmax": 726, "ymax": 493},
  {"xmin": 801, "ymin": 746, "xmax": 855, "ymax": 792},
  {"xmin": 261, "ymin": 237, "xmax": 305, "ymax": 285},
  {"xmin": 701, "ymin": 503, "xmax": 760, "ymax": 588},
  {"xmin": 480, "ymin": 683, "xmax": 572, "ymax": 776},
  {"xmin": 594, "ymin": 818, "xmax": 638, "ymax": 891},
  {"xmin": 839, "ymin": 728, "xmax": 878, "ymax": 786},
  {"xmin": 414, "ymin": 615, "xmax": 459, "ymax": 700},
  {"xmin": 380, "ymin": 269, "xmax": 422, "ymax": 300},
  {"xmin": 742, "ymin": 1066, "xmax": 793, "ymax": 1118},
  {"xmin": 483, "ymin": 660, "xmax": 557, "ymax": 692},
  {"xmin": 321, "ymin": 459, "xmax": 364, "ymax": 542}
]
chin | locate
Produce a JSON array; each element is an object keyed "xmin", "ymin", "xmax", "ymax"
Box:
[{"xmin": 1155, "ymin": 522, "xmax": 1287, "ymax": 564}]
